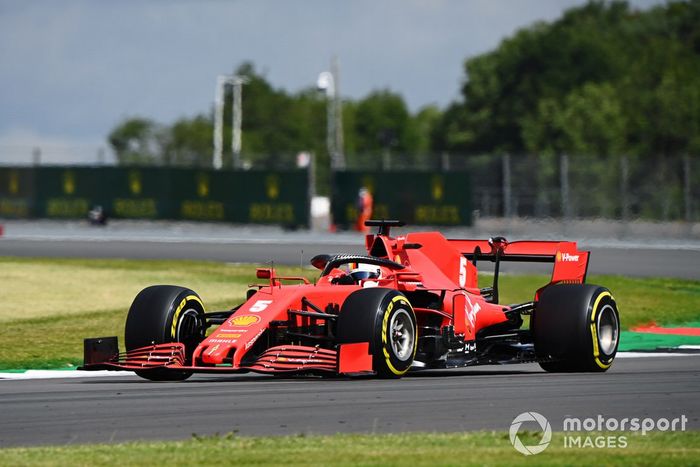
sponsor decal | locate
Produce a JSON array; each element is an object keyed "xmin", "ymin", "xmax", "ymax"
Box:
[
  {"xmin": 196, "ymin": 172, "xmax": 209, "ymax": 198},
  {"xmin": 207, "ymin": 338, "xmax": 237, "ymax": 344},
  {"xmin": 128, "ymin": 170, "xmax": 142, "ymax": 195},
  {"xmin": 265, "ymin": 174, "xmax": 280, "ymax": 200},
  {"xmin": 245, "ymin": 329, "xmax": 265, "ymax": 350},
  {"xmin": 556, "ymin": 252, "xmax": 580, "ymax": 262},
  {"xmin": 46, "ymin": 198, "xmax": 89, "ymax": 217},
  {"xmin": 228, "ymin": 315, "xmax": 261, "ymax": 327},
  {"xmin": 63, "ymin": 170, "xmax": 76, "ymax": 195},
  {"xmin": 431, "ymin": 174, "xmax": 444, "ymax": 201},
  {"xmin": 464, "ymin": 293, "xmax": 479, "ymax": 331},
  {"xmin": 113, "ymin": 198, "xmax": 157, "ymax": 218},
  {"xmin": 181, "ymin": 200, "xmax": 224, "ymax": 220},
  {"xmin": 249, "ymin": 203, "xmax": 294, "ymax": 223},
  {"xmin": 9, "ymin": 170, "xmax": 19, "ymax": 194},
  {"xmin": 414, "ymin": 205, "xmax": 460, "ymax": 224},
  {"xmin": 215, "ymin": 333, "xmax": 242, "ymax": 339}
]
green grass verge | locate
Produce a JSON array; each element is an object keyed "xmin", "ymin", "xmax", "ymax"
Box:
[
  {"xmin": 0, "ymin": 257, "xmax": 308, "ymax": 370},
  {"xmin": 1, "ymin": 432, "xmax": 698, "ymax": 466},
  {"xmin": 1, "ymin": 257, "xmax": 698, "ymax": 370}
]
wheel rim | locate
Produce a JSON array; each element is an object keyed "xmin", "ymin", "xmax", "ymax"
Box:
[
  {"xmin": 176, "ymin": 308, "xmax": 203, "ymax": 353},
  {"xmin": 389, "ymin": 309, "xmax": 415, "ymax": 361},
  {"xmin": 597, "ymin": 304, "xmax": 619, "ymax": 356}
]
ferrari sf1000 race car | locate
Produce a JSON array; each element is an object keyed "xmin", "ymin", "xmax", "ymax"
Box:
[{"xmin": 81, "ymin": 220, "xmax": 620, "ymax": 380}]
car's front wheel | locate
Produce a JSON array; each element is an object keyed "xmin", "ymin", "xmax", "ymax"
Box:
[
  {"xmin": 125, "ymin": 285, "xmax": 206, "ymax": 381},
  {"xmin": 336, "ymin": 288, "xmax": 417, "ymax": 378}
]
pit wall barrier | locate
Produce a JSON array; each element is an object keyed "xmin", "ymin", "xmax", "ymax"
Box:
[
  {"xmin": 0, "ymin": 167, "xmax": 473, "ymax": 227},
  {"xmin": 0, "ymin": 167, "xmax": 310, "ymax": 227},
  {"xmin": 332, "ymin": 170, "xmax": 473, "ymax": 227}
]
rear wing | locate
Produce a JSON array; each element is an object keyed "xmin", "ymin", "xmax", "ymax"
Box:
[{"xmin": 448, "ymin": 238, "xmax": 590, "ymax": 285}]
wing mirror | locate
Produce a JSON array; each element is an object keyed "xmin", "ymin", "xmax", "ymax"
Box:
[{"xmin": 310, "ymin": 254, "xmax": 331, "ymax": 270}]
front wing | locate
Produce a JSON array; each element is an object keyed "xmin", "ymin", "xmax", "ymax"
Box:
[{"xmin": 80, "ymin": 337, "xmax": 371, "ymax": 376}]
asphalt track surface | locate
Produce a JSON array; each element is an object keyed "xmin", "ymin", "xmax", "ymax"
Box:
[
  {"xmin": 0, "ymin": 356, "xmax": 698, "ymax": 447},
  {"xmin": 1, "ymin": 238, "xmax": 699, "ymax": 279}
]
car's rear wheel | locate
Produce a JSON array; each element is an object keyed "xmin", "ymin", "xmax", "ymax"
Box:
[
  {"xmin": 533, "ymin": 284, "xmax": 620, "ymax": 372},
  {"xmin": 336, "ymin": 288, "xmax": 417, "ymax": 378},
  {"xmin": 125, "ymin": 285, "xmax": 206, "ymax": 381}
]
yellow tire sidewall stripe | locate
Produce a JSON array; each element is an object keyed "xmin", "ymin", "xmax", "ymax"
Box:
[
  {"xmin": 381, "ymin": 295, "xmax": 417, "ymax": 376},
  {"xmin": 590, "ymin": 291, "xmax": 614, "ymax": 369},
  {"xmin": 171, "ymin": 294, "xmax": 204, "ymax": 340}
]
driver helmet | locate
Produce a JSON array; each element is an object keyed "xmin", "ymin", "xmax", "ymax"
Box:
[{"xmin": 348, "ymin": 263, "xmax": 380, "ymax": 282}]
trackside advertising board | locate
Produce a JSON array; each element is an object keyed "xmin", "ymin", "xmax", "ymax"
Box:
[
  {"xmin": 332, "ymin": 170, "xmax": 473, "ymax": 227},
  {"xmin": 0, "ymin": 167, "xmax": 309, "ymax": 227}
]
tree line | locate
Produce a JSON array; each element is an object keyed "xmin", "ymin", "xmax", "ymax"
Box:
[{"xmin": 109, "ymin": 0, "xmax": 700, "ymax": 203}]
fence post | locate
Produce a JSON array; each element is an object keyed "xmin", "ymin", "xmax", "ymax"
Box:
[
  {"xmin": 308, "ymin": 152, "xmax": 316, "ymax": 228},
  {"xmin": 502, "ymin": 153, "xmax": 513, "ymax": 218},
  {"xmin": 560, "ymin": 153, "xmax": 571, "ymax": 220},
  {"xmin": 620, "ymin": 155, "xmax": 630, "ymax": 222},
  {"xmin": 441, "ymin": 152, "xmax": 450, "ymax": 171},
  {"xmin": 684, "ymin": 153, "xmax": 692, "ymax": 223}
]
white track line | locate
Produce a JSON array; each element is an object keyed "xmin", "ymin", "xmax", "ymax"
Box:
[
  {"xmin": 0, "ymin": 370, "xmax": 133, "ymax": 380},
  {"xmin": 2, "ymin": 351, "xmax": 698, "ymax": 380},
  {"xmin": 616, "ymin": 352, "xmax": 699, "ymax": 358}
]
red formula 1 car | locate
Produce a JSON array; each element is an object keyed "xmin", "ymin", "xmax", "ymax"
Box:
[{"xmin": 81, "ymin": 220, "xmax": 620, "ymax": 380}]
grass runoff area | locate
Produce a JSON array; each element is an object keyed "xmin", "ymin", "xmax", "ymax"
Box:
[
  {"xmin": 1, "ymin": 432, "xmax": 699, "ymax": 466},
  {"xmin": 0, "ymin": 256, "xmax": 699, "ymax": 370}
]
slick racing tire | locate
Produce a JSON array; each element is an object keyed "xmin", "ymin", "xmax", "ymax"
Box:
[
  {"xmin": 337, "ymin": 288, "xmax": 417, "ymax": 378},
  {"xmin": 532, "ymin": 284, "xmax": 620, "ymax": 372},
  {"xmin": 125, "ymin": 285, "xmax": 206, "ymax": 381}
]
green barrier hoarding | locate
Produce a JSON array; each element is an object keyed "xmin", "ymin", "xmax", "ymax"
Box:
[
  {"xmin": 100, "ymin": 167, "xmax": 173, "ymax": 219},
  {"xmin": 0, "ymin": 166, "xmax": 309, "ymax": 227},
  {"xmin": 332, "ymin": 170, "xmax": 472, "ymax": 227},
  {"xmin": 0, "ymin": 168, "xmax": 35, "ymax": 218},
  {"xmin": 34, "ymin": 167, "xmax": 97, "ymax": 218},
  {"xmin": 168, "ymin": 169, "xmax": 309, "ymax": 225}
]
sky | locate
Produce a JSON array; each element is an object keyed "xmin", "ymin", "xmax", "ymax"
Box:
[{"xmin": 0, "ymin": 0, "xmax": 663, "ymax": 165}]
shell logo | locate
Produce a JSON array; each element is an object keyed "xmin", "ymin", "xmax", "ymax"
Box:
[
  {"xmin": 229, "ymin": 315, "xmax": 261, "ymax": 327},
  {"xmin": 555, "ymin": 251, "xmax": 562, "ymax": 262}
]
